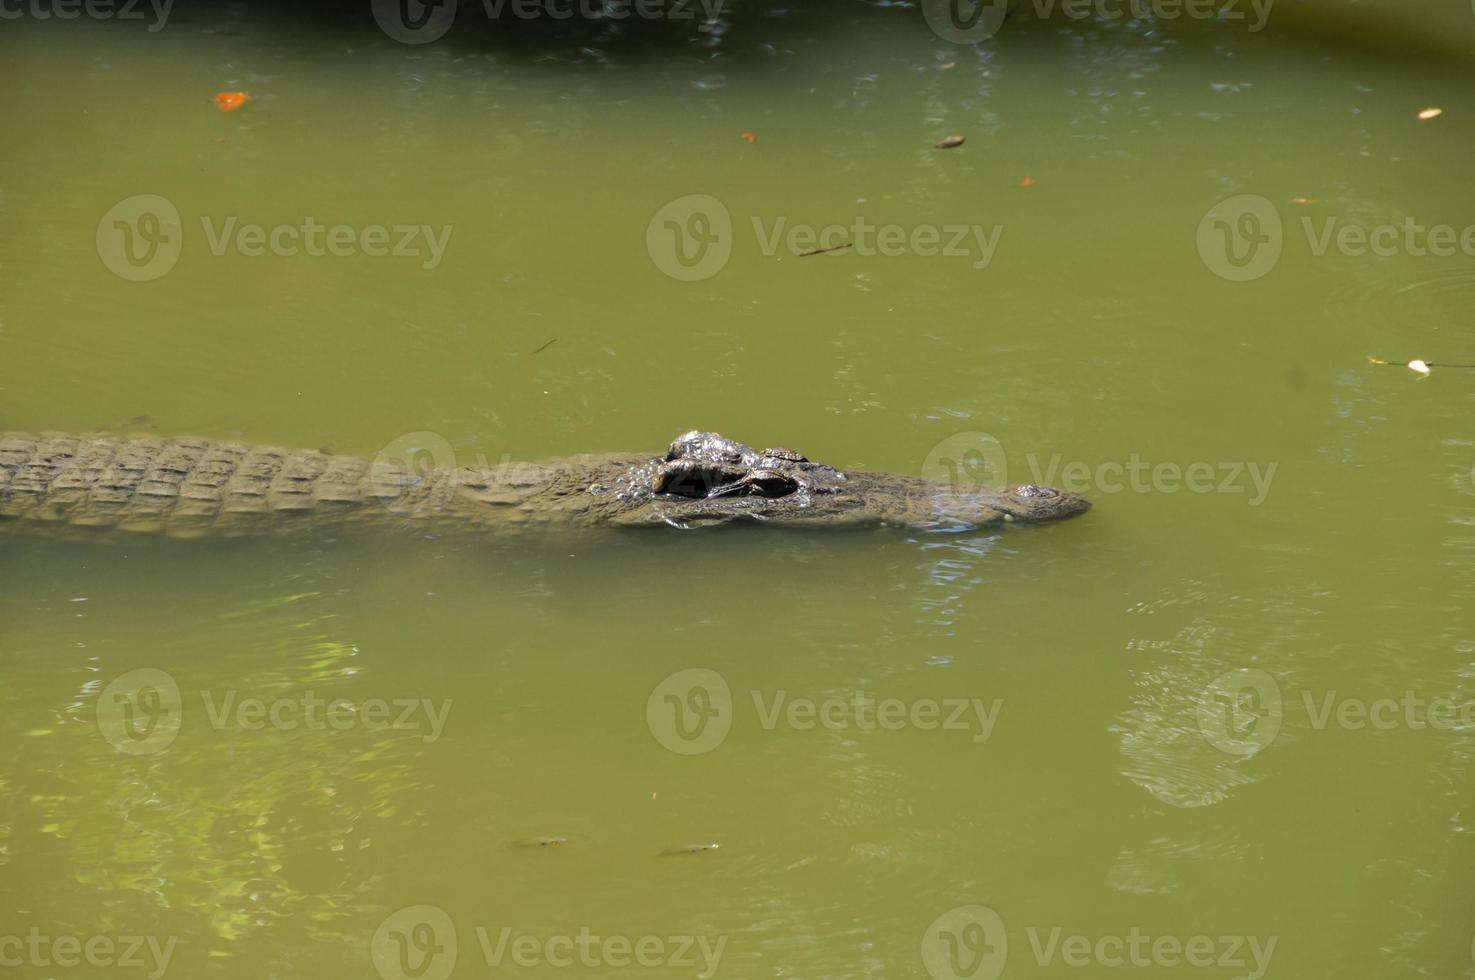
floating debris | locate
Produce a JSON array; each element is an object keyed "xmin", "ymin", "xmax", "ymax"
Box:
[
  {"xmin": 934, "ymin": 135, "xmax": 966, "ymax": 149},
  {"xmin": 1417, "ymin": 107, "xmax": 1443, "ymax": 121},
  {"xmin": 740, "ymin": 131, "xmax": 757, "ymax": 145},
  {"xmin": 1367, "ymin": 355, "xmax": 1475, "ymax": 377},
  {"xmin": 798, "ymin": 242, "xmax": 851, "ymax": 257},
  {"xmin": 659, "ymin": 843, "xmax": 720, "ymax": 856},
  {"xmin": 511, "ymin": 836, "xmax": 569, "ymax": 849},
  {"xmin": 1016, "ymin": 175, "xmax": 1036, "ymax": 188},
  {"xmin": 212, "ymin": 91, "xmax": 251, "ymax": 112}
]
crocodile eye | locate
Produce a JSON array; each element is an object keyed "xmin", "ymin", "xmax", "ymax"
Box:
[{"xmin": 1014, "ymin": 484, "xmax": 1058, "ymax": 498}]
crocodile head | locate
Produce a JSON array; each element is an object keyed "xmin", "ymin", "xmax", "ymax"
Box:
[{"xmin": 601, "ymin": 431, "xmax": 1089, "ymax": 530}]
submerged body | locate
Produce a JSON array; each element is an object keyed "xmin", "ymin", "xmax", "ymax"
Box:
[{"xmin": 0, "ymin": 429, "xmax": 1088, "ymax": 538}]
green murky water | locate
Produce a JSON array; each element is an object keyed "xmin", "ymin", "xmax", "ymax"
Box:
[{"xmin": 3, "ymin": 3, "xmax": 1475, "ymax": 977}]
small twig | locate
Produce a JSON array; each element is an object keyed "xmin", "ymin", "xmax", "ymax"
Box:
[
  {"xmin": 1367, "ymin": 355, "xmax": 1475, "ymax": 378},
  {"xmin": 798, "ymin": 242, "xmax": 852, "ymax": 257},
  {"xmin": 530, "ymin": 338, "xmax": 558, "ymax": 355}
]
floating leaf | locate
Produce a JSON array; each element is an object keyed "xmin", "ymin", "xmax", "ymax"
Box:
[
  {"xmin": 934, "ymin": 135, "xmax": 966, "ymax": 149},
  {"xmin": 213, "ymin": 91, "xmax": 251, "ymax": 112},
  {"xmin": 1417, "ymin": 107, "xmax": 1442, "ymax": 120}
]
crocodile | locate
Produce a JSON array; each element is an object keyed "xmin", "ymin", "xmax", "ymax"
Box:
[{"xmin": 0, "ymin": 429, "xmax": 1089, "ymax": 538}]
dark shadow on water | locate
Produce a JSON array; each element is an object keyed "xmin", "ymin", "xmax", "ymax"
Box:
[{"xmin": 13, "ymin": 0, "xmax": 1467, "ymax": 70}]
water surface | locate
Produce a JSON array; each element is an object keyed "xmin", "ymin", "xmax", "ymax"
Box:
[{"xmin": 3, "ymin": 3, "xmax": 1474, "ymax": 977}]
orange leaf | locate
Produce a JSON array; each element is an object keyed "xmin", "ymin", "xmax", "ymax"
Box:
[
  {"xmin": 213, "ymin": 91, "xmax": 250, "ymax": 112},
  {"xmin": 1016, "ymin": 175, "xmax": 1036, "ymax": 188},
  {"xmin": 740, "ymin": 131, "xmax": 757, "ymax": 144}
]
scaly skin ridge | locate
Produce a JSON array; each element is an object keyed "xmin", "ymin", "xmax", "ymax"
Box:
[{"xmin": 0, "ymin": 430, "xmax": 1089, "ymax": 538}]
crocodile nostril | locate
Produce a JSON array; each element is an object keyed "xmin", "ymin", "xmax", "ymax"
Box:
[{"xmin": 1015, "ymin": 484, "xmax": 1058, "ymax": 498}]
